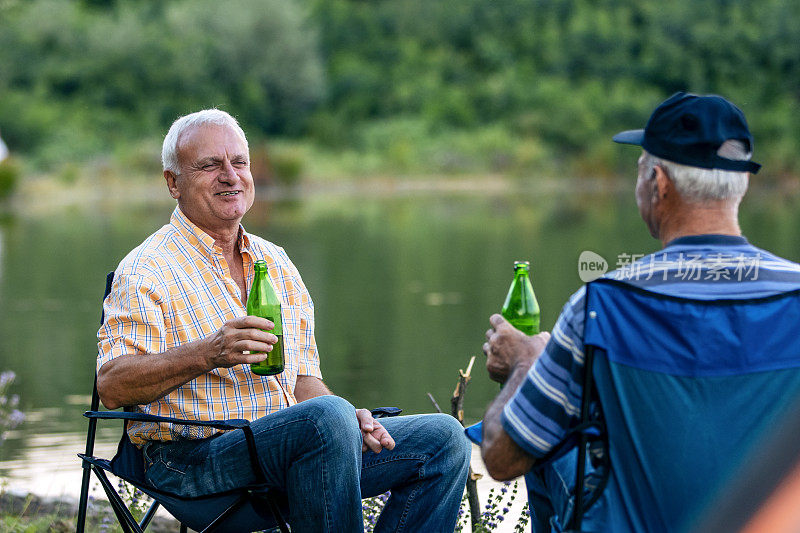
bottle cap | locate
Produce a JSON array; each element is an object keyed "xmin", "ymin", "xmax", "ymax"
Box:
[{"xmin": 513, "ymin": 260, "xmax": 530, "ymax": 269}]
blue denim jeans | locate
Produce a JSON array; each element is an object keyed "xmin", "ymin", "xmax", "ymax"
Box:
[
  {"xmin": 143, "ymin": 395, "xmax": 471, "ymax": 532},
  {"xmin": 525, "ymin": 450, "xmax": 607, "ymax": 533}
]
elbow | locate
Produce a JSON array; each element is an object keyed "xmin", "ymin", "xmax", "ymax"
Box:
[
  {"xmin": 481, "ymin": 430, "xmax": 535, "ymax": 481},
  {"xmin": 482, "ymin": 450, "xmax": 522, "ymax": 481},
  {"xmin": 100, "ymin": 397, "xmax": 122, "ymax": 410},
  {"xmin": 96, "ymin": 364, "xmax": 122, "ymax": 410}
]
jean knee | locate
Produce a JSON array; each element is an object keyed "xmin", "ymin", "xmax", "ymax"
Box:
[
  {"xmin": 303, "ymin": 395, "xmax": 361, "ymax": 445},
  {"xmin": 429, "ymin": 413, "xmax": 472, "ymax": 467}
]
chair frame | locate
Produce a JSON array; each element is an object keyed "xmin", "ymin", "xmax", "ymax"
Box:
[{"xmin": 568, "ymin": 343, "xmax": 598, "ymax": 533}]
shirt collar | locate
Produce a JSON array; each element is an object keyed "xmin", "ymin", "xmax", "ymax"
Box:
[
  {"xmin": 664, "ymin": 234, "xmax": 749, "ymax": 248},
  {"xmin": 170, "ymin": 206, "xmax": 252, "ymax": 259}
]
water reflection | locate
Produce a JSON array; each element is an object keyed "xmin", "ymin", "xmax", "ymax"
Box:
[
  {"xmin": 0, "ymin": 223, "xmax": 4, "ymax": 284},
  {"xmin": 0, "ymin": 428, "xmax": 117, "ymax": 499},
  {"xmin": 1, "ymin": 183, "xmax": 800, "ymax": 497}
]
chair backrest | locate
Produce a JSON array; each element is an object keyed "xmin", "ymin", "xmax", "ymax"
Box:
[
  {"xmin": 581, "ymin": 279, "xmax": 800, "ymax": 533},
  {"xmin": 77, "ymin": 272, "xmax": 116, "ymax": 532}
]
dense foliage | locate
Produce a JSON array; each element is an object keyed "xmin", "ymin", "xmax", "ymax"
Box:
[
  {"xmin": 0, "ymin": 0, "xmax": 324, "ymax": 165},
  {"xmin": 310, "ymin": 0, "xmax": 800, "ymax": 174},
  {"xmin": 0, "ymin": 0, "xmax": 798, "ymax": 175}
]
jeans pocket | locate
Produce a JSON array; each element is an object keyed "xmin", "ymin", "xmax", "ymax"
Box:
[
  {"xmin": 143, "ymin": 442, "xmax": 191, "ymax": 495},
  {"xmin": 160, "ymin": 456, "xmax": 189, "ymax": 476},
  {"xmin": 142, "ymin": 442, "xmax": 155, "ymax": 471}
]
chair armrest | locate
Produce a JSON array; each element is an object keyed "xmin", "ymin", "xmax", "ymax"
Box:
[
  {"xmin": 370, "ymin": 407, "xmax": 402, "ymax": 419},
  {"xmin": 85, "ymin": 410, "xmax": 268, "ymax": 487},
  {"xmin": 86, "ymin": 406, "xmax": 402, "ymax": 426},
  {"xmin": 83, "ymin": 410, "xmax": 249, "ymax": 431}
]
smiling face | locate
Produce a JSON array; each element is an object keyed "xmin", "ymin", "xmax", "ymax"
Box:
[{"xmin": 165, "ymin": 122, "xmax": 254, "ymax": 239}]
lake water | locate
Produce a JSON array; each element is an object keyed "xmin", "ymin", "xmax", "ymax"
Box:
[{"xmin": 1, "ymin": 177, "xmax": 799, "ymax": 504}]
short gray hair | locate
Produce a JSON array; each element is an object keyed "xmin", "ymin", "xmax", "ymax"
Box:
[
  {"xmin": 161, "ymin": 109, "xmax": 249, "ymax": 173},
  {"xmin": 641, "ymin": 140, "xmax": 751, "ymax": 201}
]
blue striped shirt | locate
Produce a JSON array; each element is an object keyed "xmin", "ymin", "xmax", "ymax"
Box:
[{"xmin": 502, "ymin": 234, "xmax": 800, "ymax": 457}]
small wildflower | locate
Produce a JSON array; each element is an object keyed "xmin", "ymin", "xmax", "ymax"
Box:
[
  {"xmin": 456, "ymin": 479, "xmax": 529, "ymax": 532},
  {"xmin": 0, "ymin": 371, "xmax": 24, "ymax": 444},
  {"xmin": 0, "ymin": 371, "xmax": 15, "ymax": 388}
]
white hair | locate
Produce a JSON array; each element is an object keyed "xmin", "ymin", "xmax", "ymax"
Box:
[
  {"xmin": 641, "ymin": 140, "xmax": 750, "ymax": 202},
  {"xmin": 161, "ymin": 109, "xmax": 249, "ymax": 173}
]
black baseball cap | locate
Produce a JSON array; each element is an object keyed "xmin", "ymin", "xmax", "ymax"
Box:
[{"xmin": 613, "ymin": 92, "xmax": 761, "ymax": 174}]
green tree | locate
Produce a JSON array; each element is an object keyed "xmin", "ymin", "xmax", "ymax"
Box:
[{"xmin": 0, "ymin": 0, "xmax": 325, "ymax": 164}]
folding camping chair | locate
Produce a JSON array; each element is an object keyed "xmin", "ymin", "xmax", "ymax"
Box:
[
  {"xmin": 77, "ymin": 271, "xmax": 400, "ymax": 532},
  {"xmin": 76, "ymin": 271, "xmax": 290, "ymax": 532},
  {"xmin": 565, "ymin": 278, "xmax": 800, "ymax": 532}
]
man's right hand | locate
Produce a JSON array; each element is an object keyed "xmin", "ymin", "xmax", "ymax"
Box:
[
  {"xmin": 98, "ymin": 315, "xmax": 279, "ymax": 410},
  {"xmin": 204, "ymin": 316, "xmax": 278, "ymax": 369},
  {"xmin": 483, "ymin": 314, "xmax": 550, "ymax": 384}
]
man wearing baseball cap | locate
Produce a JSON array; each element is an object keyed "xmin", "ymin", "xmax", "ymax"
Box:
[{"xmin": 478, "ymin": 92, "xmax": 800, "ymax": 531}]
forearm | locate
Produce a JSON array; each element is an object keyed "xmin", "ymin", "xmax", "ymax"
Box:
[
  {"xmin": 295, "ymin": 375, "xmax": 333, "ymax": 402},
  {"xmin": 97, "ymin": 339, "xmax": 211, "ymax": 409},
  {"xmin": 481, "ymin": 360, "xmax": 537, "ymax": 480}
]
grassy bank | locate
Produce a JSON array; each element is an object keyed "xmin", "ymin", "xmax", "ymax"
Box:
[{"xmin": 0, "ymin": 490, "xmax": 179, "ymax": 533}]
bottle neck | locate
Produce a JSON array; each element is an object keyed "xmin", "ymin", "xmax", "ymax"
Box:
[
  {"xmin": 514, "ymin": 267, "xmax": 530, "ymax": 279},
  {"xmin": 254, "ymin": 260, "xmax": 269, "ymax": 277}
]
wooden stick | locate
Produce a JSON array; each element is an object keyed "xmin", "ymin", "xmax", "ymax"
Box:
[
  {"xmin": 426, "ymin": 392, "xmax": 442, "ymax": 414},
  {"xmin": 464, "ymin": 355, "xmax": 476, "ymax": 378},
  {"xmin": 448, "ymin": 355, "xmax": 482, "ymax": 527}
]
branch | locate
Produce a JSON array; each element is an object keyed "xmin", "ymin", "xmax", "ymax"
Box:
[
  {"xmin": 432, "ymin": 355, "xmax": 482, "ymax": 527},
  {"xmin": 426, "ymin": 392, "xmax": 443, "ymax": 414}
]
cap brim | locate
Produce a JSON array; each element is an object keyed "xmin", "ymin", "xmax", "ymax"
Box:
[{"xmin": 612, "ymin": 129, "xmax": 645, "ymax": 146}]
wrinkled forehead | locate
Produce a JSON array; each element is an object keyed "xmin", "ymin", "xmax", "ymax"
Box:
[{"xmin": 176, "ymin": 123, "xmax": 249, "ymax": 163}]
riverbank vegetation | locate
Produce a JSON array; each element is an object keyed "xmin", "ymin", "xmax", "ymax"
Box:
[{"xmin": 0, "ymin": 0, "xmax": 799, "ymax": 198}]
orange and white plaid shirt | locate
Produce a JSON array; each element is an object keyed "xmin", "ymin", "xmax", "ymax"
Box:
[{"xmin": 98, "ymin": 207, "xmax": 322, "ymax": 445}]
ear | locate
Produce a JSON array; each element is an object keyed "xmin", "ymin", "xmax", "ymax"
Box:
[
  {"xmin": 653, "ymin": 165, "xmax": 673, "ymax": 200},
  {"xmin": 164, "ymin": 170, "xmax": 180, "ymax": 199}
]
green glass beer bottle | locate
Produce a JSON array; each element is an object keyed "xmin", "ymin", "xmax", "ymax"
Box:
[
  {"xmin": 246, "ymin": 260, "xmax": 285, "ymax": 375},
  {"xmin": 501, "ymin": 260, "xmax": 540, "ymax": 335}
]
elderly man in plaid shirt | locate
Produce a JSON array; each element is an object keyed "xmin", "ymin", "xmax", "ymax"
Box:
[{"xmin": 97, "ymin": 109, "xmax": 470, "ymax": 532}]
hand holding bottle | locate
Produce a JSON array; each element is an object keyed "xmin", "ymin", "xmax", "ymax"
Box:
[
  {"xmin": 483, "ymin": 314, "xmax": 550, "ymax": 383},
  {"xmin": 468, "ymin": 260, "xmax": 548, "ymax": 443},
  {"xmin": 484, "ymin": 259, "xmax": 545, "ymax": 383},
  {"xmin": 203, "ymin": 315, "xmax": 278, "ymax": 369}
]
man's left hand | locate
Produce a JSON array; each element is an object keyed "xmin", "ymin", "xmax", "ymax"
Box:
[{"xmin": 356, "ymin": 408, "xmax": 396, "ymax": 453}]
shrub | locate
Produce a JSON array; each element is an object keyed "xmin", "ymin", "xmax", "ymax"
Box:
[{"xmin": 0, "ymin": 159, "xmax": 20, "ymax": 200}]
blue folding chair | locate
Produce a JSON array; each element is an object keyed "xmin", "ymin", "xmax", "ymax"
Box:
[{"xmin": 568, "ymin": 278, "xmax": 800, "ymax": 532}]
